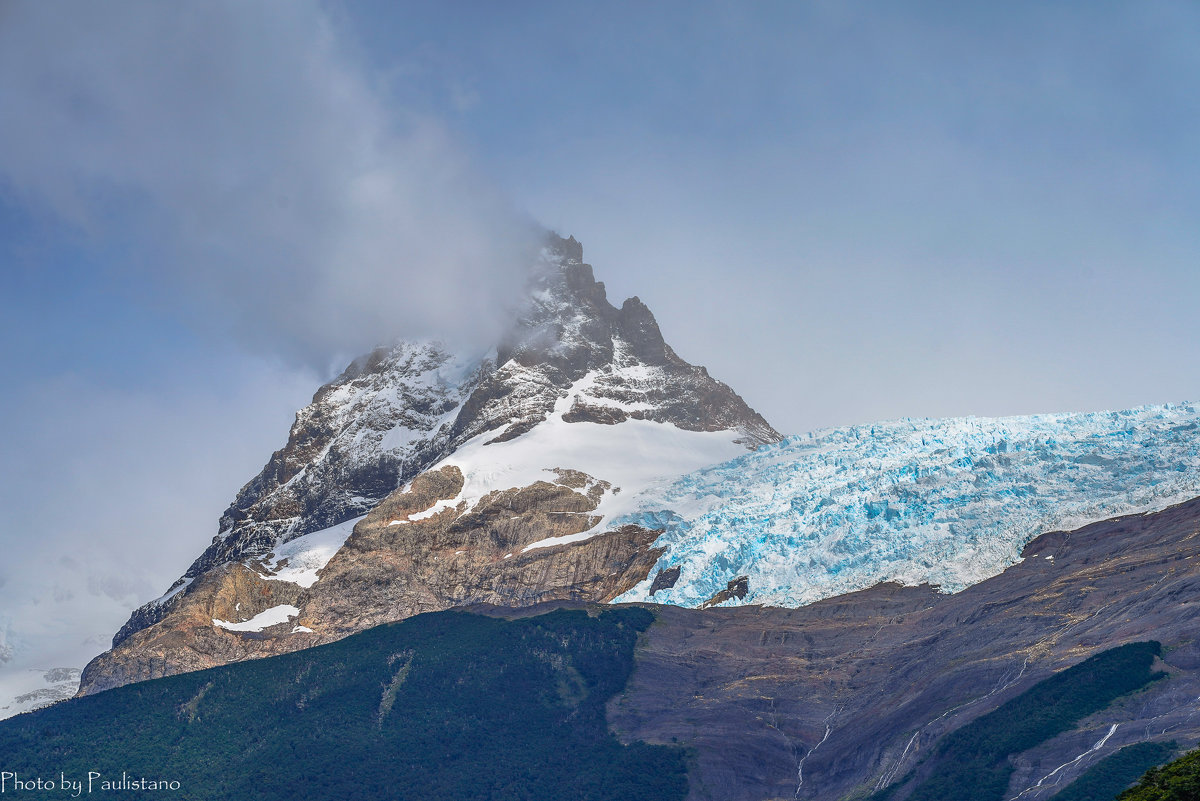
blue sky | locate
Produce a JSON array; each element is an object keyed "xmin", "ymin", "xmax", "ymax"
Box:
[{"xmin": 1, "ymin": 1, "xmax": 1198, "ymax": 670}]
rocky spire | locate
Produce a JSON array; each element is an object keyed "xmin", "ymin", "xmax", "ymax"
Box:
[{"xmin": 101, "ymin": 232, "xmax": 780, "ymax": 657}]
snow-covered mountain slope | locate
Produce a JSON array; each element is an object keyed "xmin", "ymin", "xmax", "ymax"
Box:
[
  {"xmin": 614, "ymin": 403, "xmax": 1200, "ymax": 608},
  {"xmin": 164, "ymin": 232, "xmax": 775, "ymax": 590},
  {"xmin": 112, "ymin": 342, "xmax": 488, "ymax": 646},
  {"xmin": 196, "ymin": 342, "xmax": 488, "ymax": 575}
]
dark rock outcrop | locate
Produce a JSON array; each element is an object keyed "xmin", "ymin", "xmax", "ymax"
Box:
[
  {"xmin": 700, "ymin": 575, "xmax": 749, "ymax": 608},
  {"xmin": 649, "ymin": 566, "xmax": 682, "ymax": 596}
]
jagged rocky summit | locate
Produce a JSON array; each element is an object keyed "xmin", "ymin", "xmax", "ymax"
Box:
[{"xmin": 80, "ymin": 234, "xmax": 780, "ymax": 694}]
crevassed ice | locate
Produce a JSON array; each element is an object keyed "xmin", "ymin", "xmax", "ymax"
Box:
[{"xmin": 613, "ymin": 403, "xmax": 1200, "ymax": 608}]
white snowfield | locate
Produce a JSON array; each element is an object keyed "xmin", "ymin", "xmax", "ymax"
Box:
[
  {"xmin": 148, "ymin": 576, "xmax": 194, "ymax": 607},
  {"xmin": 392, "ymin": 499, "xmax": 458, "ymax": 525},
  {"xmin": 254, "ymin": 516, "xmax": 365, "ymax": 588},
  {"xmin": 419, "ymin": 370, "xmax": 748, "ymax": 552},
  {"xmin": 213, "ymin": 604, "xmax": 300, "ymax": 632},
  {"xmin": 613, "ymin": 402, "xmax": 1200, "ymax": 609}
]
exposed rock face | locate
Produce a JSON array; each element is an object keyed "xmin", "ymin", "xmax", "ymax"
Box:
[
  {"xmin": 80, "ymin": 465, "xmax": 666, "ymax": 695},
  {"xmin": 609, "ymin": 497, "xmax": 1200, "ymax": 801},
  {"xmin": 198, "ymin": 342, "xmax": 488, "ymax": 574},
  {"xmin": 649, "ymin": 566, "xmax": 681, "ymax": 596},
  {"xmin": 700, "ymin": 575, "xmax": 749, "ymax": 608},
  {"xmin": 304, "ymin": 468, "xmax": 664, "ymax": 635},
  {"xmin": 114, "ymin": 341, "xmax": 487, "ymax": 647},
  {"xmin": 83, "ymin": 233, "xmax": 778, "ymax": 693},
  {"xmin": 445, "ymin": 236, "xmax": 779, "ymax": 449}
]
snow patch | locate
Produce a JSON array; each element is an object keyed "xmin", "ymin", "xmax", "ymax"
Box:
[
  {"xmin": 213, "ymin": 605, "xmax": 300, "ymax": 632},
  {"xmin": 255, "ymin": 516, "xmax": 364, "ymax": 588},
  {"xmin": 414, "ymin": 371, "xmax": 746, "ymax": 551},
  {"xmin": 408, "ymin": 499, "xmax": 459, "ymax": 521},
  {"xmin": 152, "ymin": 576, "xmax": 193, "ymax": 606}
]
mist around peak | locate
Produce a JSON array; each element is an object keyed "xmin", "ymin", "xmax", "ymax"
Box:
[{"xmin": 0, "ymin": 0, "xmax": 543, "ymax": 370}]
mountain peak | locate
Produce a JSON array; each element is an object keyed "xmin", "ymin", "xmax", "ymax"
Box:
[
  {"xmin": 91, "ymin": 234, "xmax": 780, "ymax": 683},
  {"xmin": 545, "ymin": 232, "xmax": 584, "ymax": 264}
]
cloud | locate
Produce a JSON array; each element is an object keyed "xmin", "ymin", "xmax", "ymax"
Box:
[
  {"xmin": 0, "ymin": 361, "xmax": 318, "ymax": 670},
  {"xmin": 0, "ymin": 1, "xmax": 538, "ymax": 367}
]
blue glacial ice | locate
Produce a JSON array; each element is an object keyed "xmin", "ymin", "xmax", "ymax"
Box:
[{"xmin": 612, "ymin": 403, "xmax": 1200, "ymax": 609}]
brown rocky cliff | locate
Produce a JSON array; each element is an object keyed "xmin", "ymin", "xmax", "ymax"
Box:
[
  {"xmin": 302, "ymin": 465, "xmax": 665, "ymax": 635},
  {"xmin": 79, "ymin": 466, "xmax": 666, "ymax": 695}
]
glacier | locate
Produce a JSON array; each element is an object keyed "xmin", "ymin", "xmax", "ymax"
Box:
[{"xmin": 613, "ymin": 403, "xmax": 1200, "ymax": 608}]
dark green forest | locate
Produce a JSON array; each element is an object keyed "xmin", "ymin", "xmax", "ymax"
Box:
[
  {"xmin": 1051, "ymin": 741, "xmax": 1178, "ymax": 801},
  {"xmin": 0, "ymin": 607, "xmax": 688, "ymax": 800},
  {"xmin": 1114, "ymin": 745, "xmax": 1200, "ymax": 801}
]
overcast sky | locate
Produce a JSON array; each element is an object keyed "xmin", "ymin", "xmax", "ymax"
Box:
[{"xmin": 2, "ymin": 1, "xmax": 1199, "ymax": 671}]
